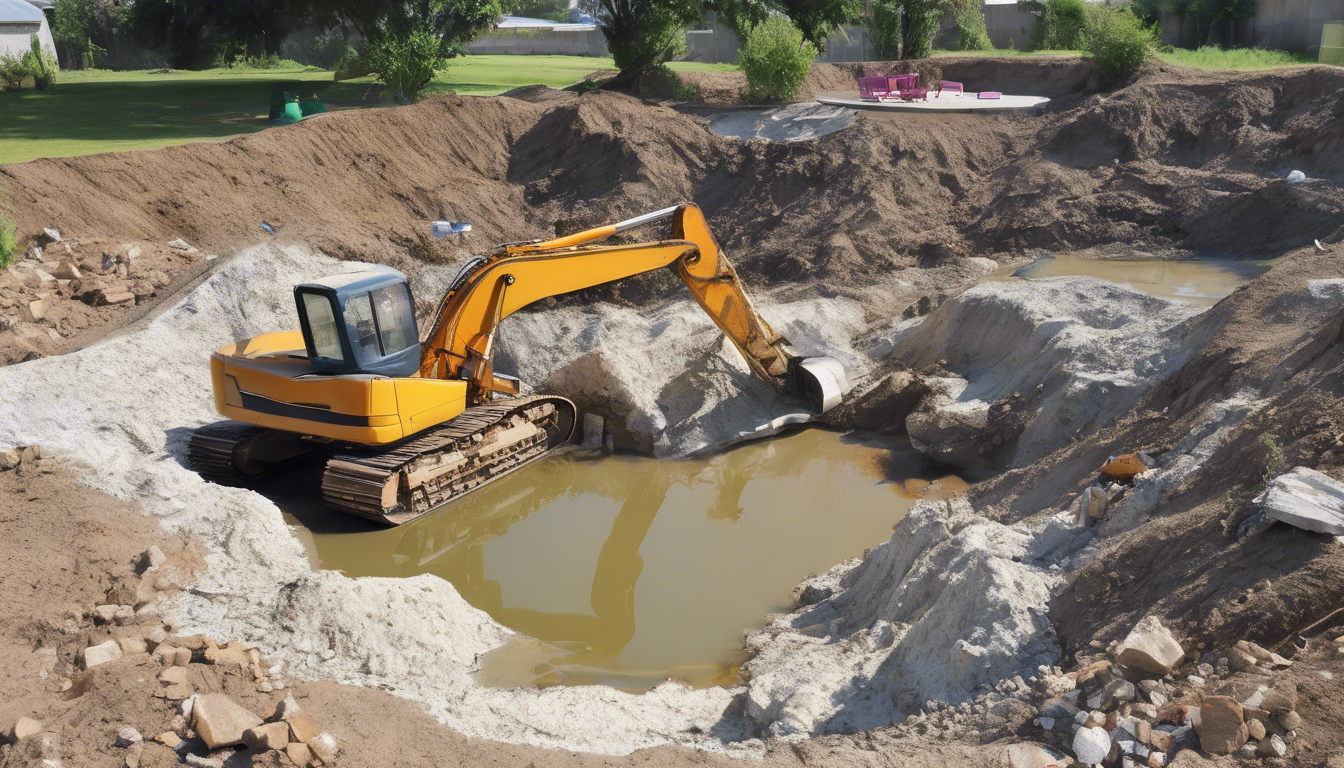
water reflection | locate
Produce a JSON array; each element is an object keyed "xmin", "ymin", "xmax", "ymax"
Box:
[{"xmin": 262, "ymin": 430, "xmax": 966, "ymax": 690}]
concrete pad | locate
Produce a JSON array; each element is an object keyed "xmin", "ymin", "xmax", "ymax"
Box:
[{"xmin": 815, "ymin": 91, "xmax": 1050, "ymax": 113}]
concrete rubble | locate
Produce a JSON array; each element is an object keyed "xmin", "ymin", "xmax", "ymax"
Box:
[
  {"xmin": 887, "ymin": 278, "xmax": 1199, "ymax": 470},
  {"xmin": 1252, "ymin": 466, "xmax": 1344, "ymax": 535},
  {"xmin": 1018, "ymin": 613, "xmax": 1312, "ymax": 767}
]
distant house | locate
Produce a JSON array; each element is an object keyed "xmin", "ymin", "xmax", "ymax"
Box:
[{"xmin": 0, "ymin": 0, "xmax": 57, "ymax": 60}]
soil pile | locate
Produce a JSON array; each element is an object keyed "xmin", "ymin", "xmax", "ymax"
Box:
[{"xmin": 3, "ymin": 59, "xmax": 1339, "ymax": 320}]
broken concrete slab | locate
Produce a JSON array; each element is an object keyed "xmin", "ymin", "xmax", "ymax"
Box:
[
  {"xmin": 242, "ymin": 722, "xmax": 290, "ymax": 751},
  {"xmin": 191, "ymin": 693, "xmax": 263, "ymax": 749},
  {"xmin": 1254, "ymin": 467, "xmax": 1344, "ymax": 535},
  {"xmin": 82, "ymin": 639, "xmax": 123, "ymax": 669},
  {"xmin": 1115, "ymin": 616, "xmax": 1184, "ymax": 676}
]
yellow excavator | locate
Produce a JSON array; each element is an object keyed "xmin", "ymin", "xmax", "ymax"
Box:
[{"xmin": 189, "ymin": 203, "xmax": 847, "ymax": 525}]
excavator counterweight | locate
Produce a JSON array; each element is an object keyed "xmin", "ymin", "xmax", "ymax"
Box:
[{"xmin": 189, "ymin": 203, "xmax": 847, "ymax": 525}]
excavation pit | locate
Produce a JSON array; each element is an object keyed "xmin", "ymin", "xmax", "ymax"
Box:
[{"xmin": 257, "ymin": 429, "xmax": 966, "ymax": 692}]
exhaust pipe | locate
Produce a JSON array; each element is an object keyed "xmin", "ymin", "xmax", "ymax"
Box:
[{"xmin": 788, "ymin": 356, "xmax": 849, "ymax": 414}]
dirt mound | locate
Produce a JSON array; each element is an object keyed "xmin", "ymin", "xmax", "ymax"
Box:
[{"xmin": 1, "ymin": 59, "xmax": 1342, "ymax": 356}]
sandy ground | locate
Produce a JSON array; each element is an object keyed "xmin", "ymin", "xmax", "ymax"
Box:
[{"xmin": 1, "ymin": 56, "xmax": 1344, "ymax": 767}]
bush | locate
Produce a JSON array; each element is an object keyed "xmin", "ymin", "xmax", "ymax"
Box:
[
  {"xmin": 367, "ymin": 27, "xmax": 444, "ymax": 101},
  {"xmin": 22, "ymin": 36, "xmax": 58, "ymax": 90},
  {"xmin": 739, "ymin": 15, "xmax": 817, "ymax": 103},
  {"xmin": 1043, "ymin": 0, "xmax": 1087, "ymax": 48},
  {"xmin": 954, "ymin": 5, "xmax": 993, "ymax": 50},
  {"xmin": 1082, "ymin": 4, "xmax": 1155, "ymax": 85},
  {"xmin": 0, "ymin": 53, "xmax": 24, "ymax": 91},
  {"xmin": 0, "ymin": 215, "xmax": 16, "ymax": 269}
]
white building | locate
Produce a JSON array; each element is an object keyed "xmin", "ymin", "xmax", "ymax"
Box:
[{"xmin": 0, "ymin": 0, "xmax": 57, "ymax": 61}]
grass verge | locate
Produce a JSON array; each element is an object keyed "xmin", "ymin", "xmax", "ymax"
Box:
[{"xmin": 0, "ymin": 56, "xmax": 738, "ymax": 165}]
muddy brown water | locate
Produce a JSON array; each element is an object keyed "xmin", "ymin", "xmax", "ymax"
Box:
[
  {"xmin": 263, "ymin": 430, "xmax": 965, "ymax": 691},
  {"xmin": 988, "ymin": 253, "xmax": 1279, "ymax": 307}
]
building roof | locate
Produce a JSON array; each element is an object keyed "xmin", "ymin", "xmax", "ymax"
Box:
[
  {"xmin": 497, "ymin": 15, "xmax": 596, "ymax": 30},
  {"xmin": 0, "ymin": 0, "xmax": 43, "ymax": 22}
]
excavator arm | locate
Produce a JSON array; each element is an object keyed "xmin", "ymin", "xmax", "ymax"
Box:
[{"xmin": 421, "ymin": 203, "xmax": 847, "ymax": 412}]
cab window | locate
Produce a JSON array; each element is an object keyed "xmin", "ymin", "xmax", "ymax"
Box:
[
  {"xmin": 345, "ymin": 293, "xmax": 382, "ymax": 360},
  {"xmin": 371, "ymin": 283, "xmax": 416, "ymax": 355},
  {"xmin": 301, "ymin": 292, "xmax": 344, "ymax": 362}
]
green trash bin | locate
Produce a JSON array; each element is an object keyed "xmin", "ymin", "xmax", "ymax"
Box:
[{"xmin": 274, "ymin": 101, "xmax": 303, "ymax": 125}]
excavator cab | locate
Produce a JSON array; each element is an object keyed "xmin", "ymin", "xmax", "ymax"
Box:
[{"xmin": 294, "ymin": 270, "xmax": 421, "ymax": 378}]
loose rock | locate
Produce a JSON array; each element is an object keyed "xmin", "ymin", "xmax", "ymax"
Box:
[
  {"xmin": 1257, "ymin": 733, "xmax": 1288, "ymax": 758},
  {"xmin": 307, "ymin": 731, "xmax": 339, "ymax": 763},
  {"xmin": 241, "ymin": 722, "xmax": 290, "ymax": 751},
  {"xmin": 1115, "ymin": 616, "xmax": 1184, "ymax": 676},
  {"xmin": 1196, "ymin": 696, "xmax": 1247, "ymax": 755},
  {"xmin": 9, "ymin": 717, "xmax": 43, "ymax": 741},
  {"xmin": 285, "ymin": 741, "xmax": 315, "ymax": 768},
  {"xmin": 271, "ymin": 693, "xmax": 301, "ymax": 720},
  {"xmin": 82, "ymin": 639, "xmax": 123, "ymax": 669},
  {"xmin": 1073, "ymin": 726, "xmax": 1111, "ymax": 765},
  {"xmin": 1276, "ymin": 710, "xmax": 1301, "ymax": 730},
  {"xmin": 191, "ymin": 692, "xmax": 263, "ymax": 749},
  {"xmin": 115, "ymin": 727, "xmax": 142, "ymax": 747}
]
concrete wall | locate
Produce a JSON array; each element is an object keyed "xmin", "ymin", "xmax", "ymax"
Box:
[
  {"xmin": 0, "ymin": 18, "xmax": 57, "ymax": 60},
  {"xmin": 1158, "ymin": 0, "xmax": 1344, "ymax": 55},
  {"xmin": 466, "ymin": 27, "xmax": 608, "ymax": 57},
  {"xmin": 984, "ymin": 3, "xmax": 1041, "ymax": 49}
]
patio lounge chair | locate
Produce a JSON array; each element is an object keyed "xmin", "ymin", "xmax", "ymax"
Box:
[
  {"xmin": 938, "ymin": 81, "xmax": 964, "ymax": 97},
  {"xmin": 859, "ymin": 76, "xmax": 891, "ymax": 101}
]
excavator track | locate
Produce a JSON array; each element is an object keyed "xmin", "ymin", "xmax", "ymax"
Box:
[
  {"xmin": 189, "ymin": 421, "xmax": 326, "ymax": 486},
  {"xmin": 320, "ymin": 395, "xmax": 576, "ymax": 526}
]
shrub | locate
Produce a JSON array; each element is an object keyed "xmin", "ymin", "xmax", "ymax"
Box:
[
  {"xmin": 23, "ymin": 35, "xmax": 58, "ymax": 90},
  {"xmin": 0, "ymin": 52, "xmax": 26, "ymax": 91},
  {"xmin": 367, "ymin": 27, "xmax": 444, "ymax": 101},
  {"xmin": 1082, "ymin": 3, "xmax": 1155, "ymax": 85},
  {"xmin": 739, "ymin": 15, "xmax": 817, "ymax": 103},
  {"xmin": 954, "ymin": 5, "xmax": 993, "ymax": 51},
  {"xmin": 1043, "ymin": 0, "xmax": 1087, "ymax": 49},
  {"xmin": 0, "ymin": 215, "xmax": 16, "ymax": 269}
]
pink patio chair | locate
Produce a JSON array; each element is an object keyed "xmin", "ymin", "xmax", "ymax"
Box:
[
  {"xmin": 888, "ymin": 73, "xmax": 920, "ymax": 92},
  {"xmin": 859, "ymin": 76, "xmax": 891, "ymax": 101},
  {"xmin": 938, "ymin": 81, "xmax": 964, "ymax": 97}
]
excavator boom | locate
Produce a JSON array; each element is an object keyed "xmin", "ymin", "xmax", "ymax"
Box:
[{"xmin": 420, "ymin": 203, "xmax": 844, "ymax": 411}]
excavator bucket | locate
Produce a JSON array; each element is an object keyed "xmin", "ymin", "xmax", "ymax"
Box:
[{"xmin": 789, "ymin": 356, "xmax": 849, "ymax": 414}]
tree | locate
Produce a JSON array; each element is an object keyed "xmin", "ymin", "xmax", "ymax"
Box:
[
  {"xmin": 774, "ymin": 0, "xmax": 862, "ymax": 50},
  {"xmin": 52, "ymin": 0, "xmax": 119, "ymax": 69},
  {"xmin": 868, "ymin": 0, "xmax": 943, "ymax": 59},
  {"xmin": 127, "ymin": 0, "xmax": 298, "ymax": 69},
  {"xmin": 711, "ymin": 0, "xmax": 860, "ymax": 50},
  {"xmin": 590, "ymin": 0, "xmax": 702, "ymax": 78},
  {"xmin": 311, "ymin": 0, "xmax": 501, "ymax": 97}
]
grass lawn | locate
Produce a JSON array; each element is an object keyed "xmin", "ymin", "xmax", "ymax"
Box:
[
  {"xmin": 0, "ymin": 56, "xmax": 738, "ymax": 165},
  {"xmin": 1153, "ymin": 46, "xmax": 1316, "ymax": 69},
  {"xmin": 934, "ymin": 45, "xmax": 1320, "ymax": 70}
]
